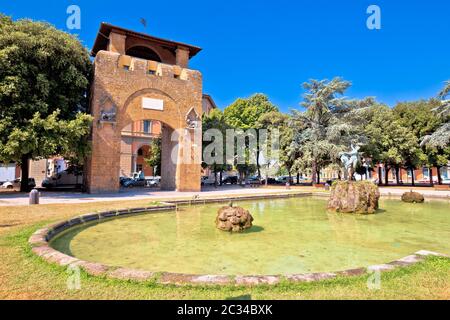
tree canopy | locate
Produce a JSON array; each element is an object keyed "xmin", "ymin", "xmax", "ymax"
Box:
[
  {"xmin": 224, "ymin": 94, "xmax": 278, "ymax": 178},
  {"xmin": 0, "ymin": 16, "xmax": 92, "ymax": 191},
  {"xmin": 291, "ymin": 78, "xmax": 374, "ymax": 183},
  {"xmin": 421, "ymin": 80, "xmax": 450, "ymax": 149}
]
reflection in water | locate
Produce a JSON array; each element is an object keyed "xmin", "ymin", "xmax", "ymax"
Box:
[{"xmin": 51, "ymin": 198, "xmax": 450, "ymax": 275}]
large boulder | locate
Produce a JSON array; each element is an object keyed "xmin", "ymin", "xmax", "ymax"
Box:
[
  {"xmin": 327, "ymin": 181, "xmax": 380, "ymax": 214},
  {"xmin": 401, "ymin": 191, "xmax": 425, "ymax": 203},
  {"xmin": 216, "ymin": 205, "xmax": 253, "ymax": 232}
]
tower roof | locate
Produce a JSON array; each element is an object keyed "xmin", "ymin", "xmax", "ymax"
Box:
[{"xmin": 91, "ymin": 22, "xmax": 202, "ymax": 58}]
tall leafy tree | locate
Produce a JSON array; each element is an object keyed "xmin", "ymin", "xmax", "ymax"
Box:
[
  {"xmin": 421, "ymin": 80, "xmax": 450, "ymax": 148},
  {"xmin": 224, "ymin": 94, "xmax": 278, "ymax": 178},
  {"xmin": 257, "ymin": 111, "xmax": 295, "ymax": 184},
  {"xmin": 202, "ymin": 108, "xmax": 230, "ymax": 186},
  {"xmin": 144, "ymin": 137, "xmax": 161, "ymax": 176},
  {"xmin": 393, "ymin": 99, "xmax": 444, "ymax": 185},
  {"xmin": 418, "ymin": 81, "xmax": 450, "ymax": 184},
  {"xmin": 0, "ymin": 16, "xmax": 92, "ymax": 191},
  {"xmin": 363, "ymin": 105, "xmax": 418, "ymax": 185},
  {"xmin": 291, "ymin": 78, "xmax": 372, "ymax": 184}
]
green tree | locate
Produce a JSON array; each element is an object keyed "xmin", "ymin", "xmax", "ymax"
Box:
[
  {"xmin": 363, "ymin": 105, "xmax": 419, "ymax": 185},
  {"xmin": 202, "ymin": 108, "xmax": 230, "ymax": 186},
  {"xmin": 257, "ymin": 111, "xmax": 295, "ymax": 184},
  {"xmin": 421, "ymin": 80, "xmax": 450, "ymax": 149},
  {"xmin": 416, "ymin": 81, "xmax": 450, "ymax": 184},
  {"xmin": 0, "ymin": 16, "xmax": 92, "ymax": 191},
  {"xmin": 144, "ymin": 137, "xmax": 161, "ymax": 176},
  {"xmin": 224, "ymin": 94, "xmax": 278, "ymax": 178},
  {"xmin": 291, "ymin": 78, "xmax": 372, "ymax": 184},
  {"xmin": 393, "ymin": 99, "xmax": 444, "ymax": 185}
]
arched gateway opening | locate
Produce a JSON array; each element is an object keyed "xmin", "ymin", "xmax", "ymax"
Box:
[
  {"xmin": 85, "ymin": 23, "xmax": 203, "ymax": 193},
  {"xmin": 120, "ymin": 119, "xmax": 167, "ymax": 189}
]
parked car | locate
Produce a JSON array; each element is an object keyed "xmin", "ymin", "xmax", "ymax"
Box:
[
  {"xmin": 2, "ymin": 178, "xmax": 36, "ymax": 189},
  {"xmin": 119, "ymin": 176, "xmax": 132, "ymax": 186},
  {"xmin": 42, "ymin": 169, "xmax": 82, "ymax": 188},
  {"xmin": 260, "ymin": 177, "xmax": 277, "ymax": 185},
  {"xmin": 275, "ymin": 176, "xmax": 294, "ymax": 184},
  {"xmin": 122, "ymin": 177, "xmax": 146, "ymax": 188},
  {"xmin": 247, "ymin": 176, "xmax": 262, "ymax": 186},
  {"xmin": 296, "ymin": 177, "xmax": 309, "ymax": 183},
  {"xmin": 222, "ymin": 176, "xmax": 238, "ymax": 185},
  {"xmin": 146, "ymin": 177, "xmax": 161, "ymax": 187},
  {"xmin": 201, "ymin": 175, "xmax": 217, "ymax": 186}
]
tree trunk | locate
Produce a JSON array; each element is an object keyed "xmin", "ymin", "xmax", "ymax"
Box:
[
  {"xmin": 265, "ymin": 164, "xmax": 269, "ymax": 186},
  {"xmin": 429, "ymin": 167, "xmax": 434, "ymax": 186},
  {"xmin": 219, "ymin": 170, "xmax": 223, "ymax": 186},
  {"xmin": 410, "ymin": 167, "xmax": 415, "ymax": 187},
  {"xmin": 20, "ymin": 154, "xmax": 30, "ymax": 193},
  {"xmin": 378, "ymin": 166, "xmax": 383, "ymax": 186},
  {"xmin": 316, "ymin": 169, "xmax": 320, "ymax": 184},
  {"xmin": 311, "ymin": 160, "xmax": 317, "ymax": 185},
  {"xmin": 437, "ymin": 166, "xmax": 442, "ymax": 185},
  {"xmin": 395, "ymin": 166, "xmax": 400, "ymax": 185},
  {"xmin": 256, "ymin": 141, "xmax": 261, "ymax": 179},
  {"xmin": 296, "ymin": 172, "xmax": 300, "ymax": 185},
  {"xmin": 238, "ymin": 170, "xmax": 243, "ymax": 185},
  {"xmin": 214, "ymin": 165, "xmax": 218, "ymax": 188},
  {"xmin": 384, "ymin": 165, "xmax": 389, "ymax": 186}
]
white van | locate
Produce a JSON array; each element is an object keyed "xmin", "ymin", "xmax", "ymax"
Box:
[{"xmin": 41, "ymin": 169, "xmax": 83, "ymax": 188}]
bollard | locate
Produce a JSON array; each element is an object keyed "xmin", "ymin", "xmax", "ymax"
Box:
[{"xmin": 29, "ymin": 189, "xmax": 40, "ymax": 205}]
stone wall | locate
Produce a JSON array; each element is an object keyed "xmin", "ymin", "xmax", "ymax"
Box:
[{"xmin": 85, "ymin": 50, "xmax": 203, "ymax": 193}]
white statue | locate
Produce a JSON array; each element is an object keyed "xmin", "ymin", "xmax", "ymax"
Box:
[{"xmin": 339, "ymin": 144, "xmax": 361, "ymax": 180}]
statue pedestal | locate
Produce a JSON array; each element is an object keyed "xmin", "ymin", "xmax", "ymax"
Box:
[{"xmin": 327, "ymin": 181, "xmax": 380, "ymax": 214}]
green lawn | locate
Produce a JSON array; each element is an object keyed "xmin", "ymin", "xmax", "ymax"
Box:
[{"xmin": 0, "ymin": 200, "xmax": 449, "ymax": 300}]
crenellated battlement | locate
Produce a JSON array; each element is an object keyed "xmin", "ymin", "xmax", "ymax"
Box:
[{"xmin": 94, "ymin": 50, "xmax": 202, "ymax": 84}]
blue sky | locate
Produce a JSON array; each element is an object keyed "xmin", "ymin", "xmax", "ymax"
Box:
[{"xmin": 1, "ymin": 0, "xmax": 449, "ymax": 112}]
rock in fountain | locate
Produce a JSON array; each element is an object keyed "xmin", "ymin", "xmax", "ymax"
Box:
[
  {"xmin": 401, "ymin": 191, "xmax": 424, "ymax": 203},
  {"xmin": 328, "ymin": 145, "xmax": 380, "ymax": 214},
  {"xmin": 216, "ymin": 203, "xmax": 253, "ymax": 232},
  {"xmin": 328, "ymin": 180, "xmax": 380, "ymax": 214}
]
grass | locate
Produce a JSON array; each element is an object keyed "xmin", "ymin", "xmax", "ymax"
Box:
[{"xmin": 0, "ymin": 199, "xmax": 449, "ymax": 300}]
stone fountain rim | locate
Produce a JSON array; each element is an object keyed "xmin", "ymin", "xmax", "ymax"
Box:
[{"xmin": 29, "ymin": 194, "xmax": 449, "ymax": 286}]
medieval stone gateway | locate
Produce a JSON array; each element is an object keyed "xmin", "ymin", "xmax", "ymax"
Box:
[{"xmin": 85, "ymin": 23, "xmax": 203, "ymax": 193}]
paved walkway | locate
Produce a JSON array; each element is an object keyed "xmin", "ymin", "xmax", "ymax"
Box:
[
  {"xmin": 0, "ymin": 185, "xmax": 448, "ymax": 206},
  {"xmin": 0, "ymin": 186, "xmax": 299, "ymax": 206},
  {"xmin": 378, "ymin": 187, "xmax": 450, "ymax": 199}
]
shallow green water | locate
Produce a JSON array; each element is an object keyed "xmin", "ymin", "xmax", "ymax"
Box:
[{"xmin": 51, "ymin": 197, "xmax": 450, "ymax": 275}]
